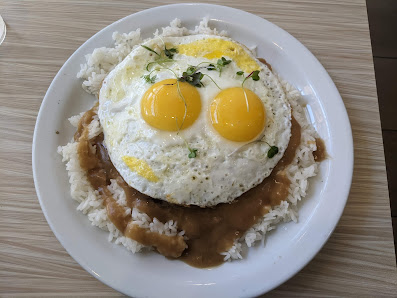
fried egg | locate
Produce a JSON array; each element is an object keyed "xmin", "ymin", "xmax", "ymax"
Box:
[{"xmin": 98, "ymin": 34, "xmax": 291, "ymax": 207}]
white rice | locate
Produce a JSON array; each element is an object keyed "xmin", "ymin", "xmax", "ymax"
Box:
[
  {"xmin": 222, "ymin": 80, "xmax": 319, "ymax": 261},
  {"xmin": 59, "ymin": 19, "xmax": 320, "ymax": 261}
]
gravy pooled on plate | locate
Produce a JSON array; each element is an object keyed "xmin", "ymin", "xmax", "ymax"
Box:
[{"xmin": 75, "ymin": 106, "xmax": 302, "ymax": 268}]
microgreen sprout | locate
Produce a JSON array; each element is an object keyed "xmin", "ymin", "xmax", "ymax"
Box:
[
  {"xmin": 228, "ymin": 137, "xmax": 279, "ymax": 159},
  {"xmin": 146, "ymin": 58, "xmax": 174, "ymax": 71},
  {"xmin": 142, "ymin": 40, "xmax": 176, "ymax": 71},
  {"xmin": 202, "ymin": 74, "xmax": 222, "ymax": 90},
  {"xmin": 164, "ymin": 47, "xmax": 178, "ymax": 59},
  {"xmin": 143, "ymin": 74, "xmax": 157, "ymax": 84},
  {"xmin": 218, "ymin": 57, "xmax": 232, "ymax": 66},
  {"xmin": 263, "ymin": 141, "xmax": 279, "ymax": 158},
  {"xmin": 142, "ymin": 69, "xmax": 157, "ymax": 84},
  {"xmin": 185, "ymin": 66, "xmax": 196, "ymax": 75},
  {"xmin": 241, "ymin": 70, "xmax": 261, "ymax": 112},
  {"xmin": 141, "ymin": 42, "xmax": 178, "ymax": 60},
  {"xmin": 179, "ymin": 71, "xmax": 204, "ymax": 88},
  {"xmin": 242, "ymin": 70, "xmax": 260, "ymax": 86},
  {"xmin": 188, "ymin": 148, "xmax": 198, "ymax": 158},
  {"xmin": 157, "ymin": 36, "xmax": 178, "ymax": 59},
  {"xmin": 206, "ymin": 57, "xmax": 231, "ymax": 76},
  {"xmin": 236, "ymin": 71, "xmax": 244, "ymax": 76},
  {"xmin": 179, "ymin": 61, "xmax": 224, "ymax": 90},
  {"xmin": 267, "ymin": 146, "xmax": 279, "ymax": 158},
  {"xmin": 141, "ymin": 45, "xmax": 160, "ymax": 57},
  {"xmin": 176, "ymin": 117, "xmax": 198, "ymax": 158},
  {"xmin": 251, "ymin": 70, "xmax": 260, "ymax": 81},
  {"xmin": 217, "ymin": 57, "xmax": 231, "ymax": 76}
]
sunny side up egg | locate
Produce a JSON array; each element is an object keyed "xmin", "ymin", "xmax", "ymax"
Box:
[{"xmin": 98, "ymin": 34, "xmax": 291, "ymax": 207}]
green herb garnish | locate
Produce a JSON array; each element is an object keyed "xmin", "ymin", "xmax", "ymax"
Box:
[
  {"xmin": 179, "ymin": 60, "xmax": 225, "ymax": 89},
  {"xmin": 176, "ymin": 118, "xmax": 198, "ymax": 158},
  {"xmin": 240, "ymin": 70, "xmax": 261, "ymax": 112},
  {"xmin": 141, "ymin": 45, "xmax": 160, "ymax": 57},
  {"xmin": 164, "ymin": 47, "xmax": 178, "ymax": 59},
  {"xmin": 188, "ymin": 148, "xmax": 198, "ymax": 158},
  {"xmin": 207, "ymin": 64, "xmax": 216, "ymax": 71},
  {"xmin": 143, "ymin": 74, "xmax": 157, "ymax": 84},
  {"xmin": 142, "ymin": 39, "xmax": 177, "ymax": 70},
  {"xmin": 218, "ymin": 57, "xmax": 231, "ymax": 66},
  {"xmin": 146, "ymin": 58, "xmax": 174, "ymax": 71},
  {"xmin": 228, "ymin": 138, "xmax": 279, "ymax": 159},
  {"xmin": 267, "ymin": 146, "xmax": 279, "ymax": 158},
  {"xmin": 218, "ymin": 57, "xmax": 231, "ymax": 76},
  {"xmin": 236, "ymin": 71, "xmax": 244, "ymax": 76},
  {"xmin": 204, "ymin": 57, "xmax": 232, "ymax": 76},
  {"xmin": 251, "ymin": 70, "xmax": 260, "ymax": 81},
  {"xmin": 185, "ymin": 66, "xmax": 196, "ymax": 75},
  {"xmin": 179, "ymin": 71, "xmax": 204, "ymax": 88},
  {"xmin": 242, "ymin": 70, "xmax": 260, "ymax": 85}
]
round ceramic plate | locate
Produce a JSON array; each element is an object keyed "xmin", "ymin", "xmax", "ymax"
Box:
[{"xmin": 33, "ymin": 4, "xmax": 353, "ymax": 297}]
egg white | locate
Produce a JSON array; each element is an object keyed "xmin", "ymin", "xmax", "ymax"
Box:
[{"xmin": 98, "ymin": 35, "xmax": 291, "ymax": 207}]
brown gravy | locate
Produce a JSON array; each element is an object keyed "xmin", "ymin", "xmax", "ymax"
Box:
[
  {"xmin": 76, "ymin": 107, "xmax": 302, "ymax": 268},
  {"xmin": 313, "ymin": 138, "xmax": 327, "ymax": 162}
]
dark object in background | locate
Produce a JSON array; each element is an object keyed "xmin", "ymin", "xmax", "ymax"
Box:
[{"xmin": 366, "ymin": 0, "xmax": 397, "ymax": 261}]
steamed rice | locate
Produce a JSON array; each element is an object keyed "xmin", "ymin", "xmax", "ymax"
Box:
[{"xmin": 59, "ymin": 19, "xmax": 319, "ymax": 261}]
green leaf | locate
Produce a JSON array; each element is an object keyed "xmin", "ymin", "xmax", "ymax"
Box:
[
  {"xmin": 267, "ymin": 146, "xmax": 279, "ymax": 158},
  {"xmin": 191, "ymin": 72, "xmax": 204, "ymax": 87},
  {"xmin": 207, "ymin": 64, "xmax": 216, "ymax": 71},
  {"xmin": 143, "ymin": 74, "xmax": 157, "ymax": 84},
  {"xmin": 251, "ymin": 70, "xmax": 260, "ymax": 81},
  {"xmin": 217, "ymin": 57, "xmax": 232, "ymax": 66},
  {"xmin": 188, "ymin": 148, "xmax": 198, "ymax": 158},
  {"xmin": 236, "ymin": 71, "xmax": 244, "ymax": 76},
  {"xmin": 141, "ymin": 45, "xmax": 160, "ymax": 56},
  {"xmin": 186, "ymin": 66, "xmax": 196, "ymax": 75},
  {"xmin": 179, "ymin": 70, "xmax": 204, "ymax": 88},
  {"xmin": 164, "ymin": 47, "xmax": 178, "ymax": 59},
  {"xmin": 241, "ymin": 70, "xmax": 261, "ymax": 89}
]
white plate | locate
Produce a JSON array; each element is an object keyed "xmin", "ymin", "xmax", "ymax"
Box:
[{"xmin": 33, "ymin": 4, "xmax": 353, "ymax": 297}]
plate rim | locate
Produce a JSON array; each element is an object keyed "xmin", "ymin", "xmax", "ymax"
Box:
[{"xmin": 32, "ymin": 3, "xmax": 354, "ymax": 297}]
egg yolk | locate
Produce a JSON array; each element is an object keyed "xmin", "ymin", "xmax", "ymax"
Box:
[
  {"xmin": 141, "ymin": 79, "xmax": 201, "ymax": 131},
  {"xmin": 210, "ymin": 87, "xmax": 266, "ymax": 142}
]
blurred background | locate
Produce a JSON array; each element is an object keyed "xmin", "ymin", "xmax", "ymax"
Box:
[{"xmin": 367, "ymin": 0, "xmax": 397, "ymax": 258}]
